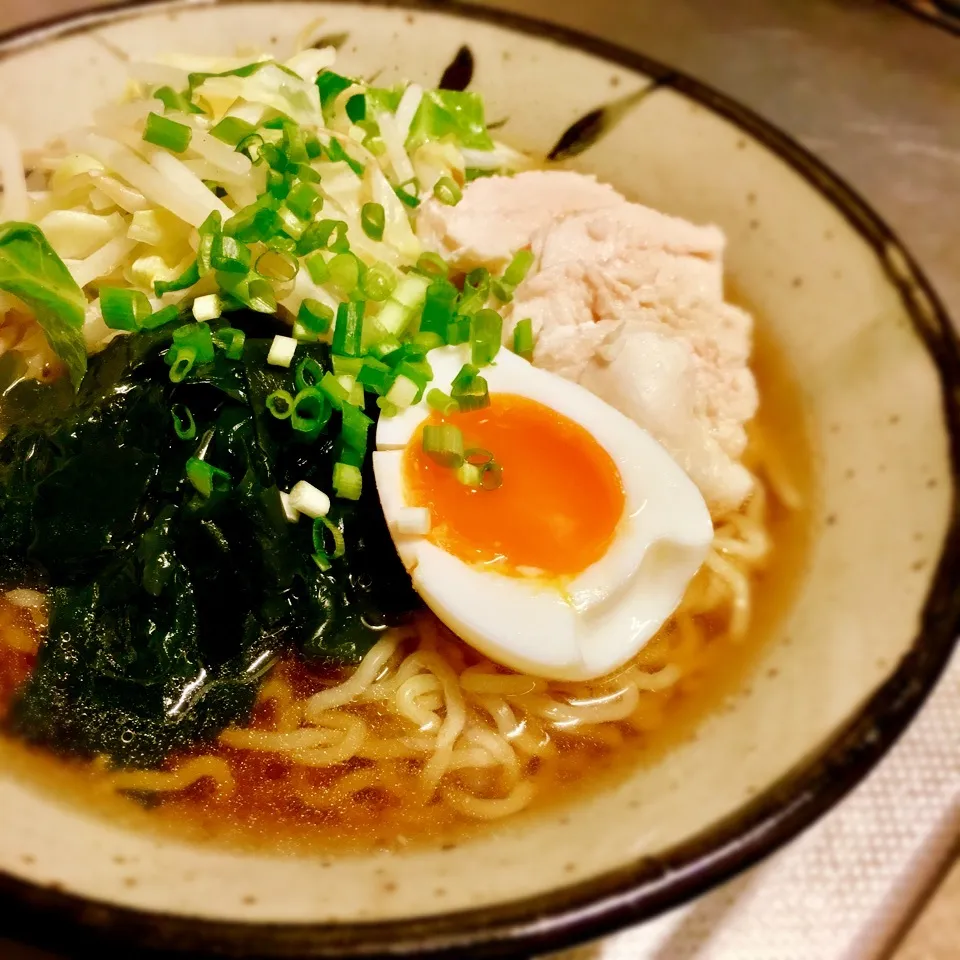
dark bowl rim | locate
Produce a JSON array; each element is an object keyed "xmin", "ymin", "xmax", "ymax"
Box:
[{"xmin": 1, "ymin": 1, "xmax": 959, "ymax": 958}]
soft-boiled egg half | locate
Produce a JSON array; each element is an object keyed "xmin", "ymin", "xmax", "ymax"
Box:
[{"xmin": 373, "ymin": 345, "xmax": 713, "ymax": 681}]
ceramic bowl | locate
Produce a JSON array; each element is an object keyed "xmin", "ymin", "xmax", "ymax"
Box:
[{"xmin": 0, "ymin": 2, "xmax": 958, "ymax": 957}]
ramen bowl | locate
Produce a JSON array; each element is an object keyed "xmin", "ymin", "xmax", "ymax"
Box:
[{"xmin": 0, "ymin": 2, "xmax": 957, "ymax": 958}]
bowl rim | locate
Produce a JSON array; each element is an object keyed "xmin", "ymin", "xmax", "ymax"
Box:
[{"xmin": 1, "ymin": 1, "xmax": 959, "ymax": 957}]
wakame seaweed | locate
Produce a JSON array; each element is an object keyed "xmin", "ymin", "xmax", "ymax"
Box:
[{"xmin": 0, "ymin": 313, "xmax": 420, "ymax": 768}]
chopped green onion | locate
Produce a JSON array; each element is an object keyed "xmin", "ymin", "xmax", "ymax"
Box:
[
  {"xmin": 360, "ymin": 202, "xmax": 385, "ymax": 242},
  {"xmin": 168, "ymin": 346, "xmax": 196, "ymax": 383},
  {"xmin": 211, "ymin": 234, "xmax": 252, "ymax": 274},
  {"xmin": 297, "ymin": 219, "xmax": 349, "ymax": 256},
  {"xmin": 376, "ymin": 397, "xmax": 399, "ymax": 417},
  {"xmin": 266, "ymin": 169, "xmax": 290, "ymax": 200},
  {"xmin": 295, "ymin": 356, "xmax": 325, "ymax": 393},
  {"xmin": 433, "ymin": 176, "xmax": 462, "ymax": 206},
  {"xmin": 458, "ymin": 267, "xmax": 491, "ymax": 316},
  {"xmin": 392, "ymin": 360, "xmax": 431, "ymax": 402},
  {"xmin": 306, "ymin": 136, "xmax": 323, "ymax": 159},
  {"xmin": 319, "ymin": 371, "xmax": 351, "ymax": 410},
  {"xmin": 414, "ymin": 331, "xmax": 445, "ymax": 352},
  {"xmin": 464, "ymin": 448, "xmax": 495, "ymax": 466},
  {"xmin": 332, "ymin": 461, "xmax": 363, "ymax": 500},
  {"xmin": 142, "ymin": 304, "xmax": 180, "ymax": 330},
  {"xmin": 186, "ymin": 457, "xmax": 231, "ymax": 497},
  {"xmin": 291, "ymin": 387, "xmax": 332, "ymax": 438},
  {"xmin": 213, "ymin": 325, "xmax": 245, "ymax": 359},
  {"xmin": 266, "ymin": 335, "xmax": 297, "ymax": 368},
  {"xmin": 332, "ymin": 355, "xmax": 364, "ymax": 377},
  {"xmin": 427, "ymin": 388, "xmax": 458, "ymax": 415},
  {"xmin": 415, "ymin": 252, "xmax": 449, "ymax": 279},
  {"xmin": 173, "ymin": 322, "xmax": 216, "ymax": 364},
  {"xmin": 100, "ymin": 286, "xmax": 151, "ymax": 331},
  {"xmin": 210, "ymin": 115, "xmax": 256, "ymax": 146},
  {"xmin": 340, "ymin": 403, "xmax": 373, "ymax": 455},
  {"xmin": 357, "ymin": 356, "xmax": 392, "ymax": 395},
  {"xmin": 154, "ymin": 86, "xmax": 203, "ymax": 115},
  {"xmin": 316, "ymin": 70, "xmax": 354, "ymax": 110},
  {"xmin": 236, "ymin": 133, "xmax": 264, "ymax": 164},
  {"xmin": 369, "ymin": 333, "xmax": 402, "ymax": 362},
  {"xmin": 193, "ymin": 293, "xmax": 223, "ymax": 323},
  {"xmin": 470, "ymin": 308, "xmax": 503, "ymax": 367},
  {"xmin": 457, "ymin": 462, "xmax": 481, "ymax": 488},
  {"xmin": 450, "ymin": 362, "xmax": 490, "ymax": 411},
  {"xmin": 385, "ymin": 374, "xmax": 420, "ymax": 409},
  {"xmin": 143, "ymin": 112, "xmax": 192, "ymax": 153},
  {"xmin": 328, "ymin": 252, "xmax": 363, "ymax": 296},
  {"xmin": 286, "ymin": 181, "xmax": 323, "ymax": 221},
  {"xmin": 480, "ymin": 461, "xmax": 504, "ymax": 490},
  {"xmin": 419, "ymin": 278, "xmax": 457, "ymax": 337},
  {"xmin": 289, "ymin": 480, "xmax": 330, "ymax": 519},
  {"xmin": 196, "ymin": 211, "xmax": 221, "ymax": 276},
  {"xmin": 332, "ymin": 300, "xmax": 364, "ymax": 357},
  {"xmin": 326, "ymin": 138, "xmax": 365, "ymax": 176},
  {"xmin": 360, "ymin": 261, "xmax": 396, "ymax": 301},
  {"xmin": 255, "ymin": 249, "xmax": 299, "ymax": 282},
  {"xmin": 171, "ymin": 404, "xmax": 196, "ymax": 440},
  {"xmin": 154, "ymin": 260, "xmax": 200, "ymax": 298},
  {"xmin": 394, "ymin": 177, "xmax": 420, "ymax": 208},
  {"xmin": 304, "ymin": 252, "xmax": 329, "ymax": 285},
  {"xmin": 247, "ymin": 278, "xmax": 278, "ymax": 314},
  {"xmin": 313, "ymin": 515, "xmax": 346, "ymax": 561},
  {"xmin": 298, "ymin": 298, "xmax": 334, "ymax": 338},
  {"xmin": 377, "ymin": 273, "xmax": 430, "ymax": 336},
  {"xmin": 266, "ymin": 389, "xmax": 294, "ymax": 419},
  {"xmin": 503, "ymin": 249, "xmax": 535, "ymax": 287},
  {"xmin": 513, "ymin": 317, "xmax": 535, "ymax": 360},
  {"xmin": 313, "ymin": 552, "xmax": 332, "ymax": 572},
  {"xmin": 422, "ymin": 423, "xmax": 464, "ymax": 468},
  {"xmin": 446, "ymin": 316, "xmax": 470, "ymax": 345}
]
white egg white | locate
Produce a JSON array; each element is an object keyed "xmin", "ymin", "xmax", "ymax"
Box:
[{"xmin": 373, "ymin": 344, "xmax": 713, "ymax": 681}]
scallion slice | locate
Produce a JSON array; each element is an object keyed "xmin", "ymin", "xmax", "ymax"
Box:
[
  {"xmin": 193, "ymin": 294, "xmax": 223, "ymax": 323},
  {"xmin": 297, "ymin": 299, "xmax": 334, "ymax": 338},
  {"xmin": 360, "ymin": 202, "xmax": 385, "ymax": 242},
  {"xmin": 255, "ymin": 248, "xmax": 299, "ymax": 282},
  {"xmin": 360, "ymin": 261, "xmax": 396, "ymax": 302},
  {"xmin": 213, "ymin": 325, "xmax": 245, "ymax": 359},
  {"xmin": 196, "ymin": 211, "xmax": 221, "ymax": 276},
  {"xmin": 332, "ymin": 300, "xmax": 364, "ymax": 357},
  {"xmin": 357, "ymin": 356, "xmax": 392, "ymax": 395},
  {"xmin": 267, "ymin": 334, "xmax": 297, "ymax": 368},
  {"xmin": 426, "ymin": 388, "xmax": 458, "ymax": 415},
  {"xmin": 236, "ymin": 133, "xmax": 265, "ymax": 164},
  {"xmin": 266, "ymin": 389, "xmax": 294, "ymax": 419},
  {"xmin": 470, "ymin": 308, "xmax": 503, "ymax": 367},
  {"xmin": 319, "ymin": 371, "xmax": 351, "ymax": 410},
  {"xmin": 415, "ymin": 252, "xmax": 449, "ymax": 280},
  {"xmin": 304, "ymin": 252, "xmax": 329, "ymax": 285},
  {"xmin": 332, "ymin": 355, "xmax": 364, "ymax": 378},
  {"xmin": 289, "ymin": 480, "xmax": 330, "ymax": 519},
  {"xmin": 503, "ymin": 248, "xmax": 535, "ymax": 287},
  {"xmin": 480, "ymin": 461, "xmax": 504, "ymax": 490},
  {"xmin": 422, "ymin": 423, "xmax": 464, "ymax": 468},
  {"xmin": 154, "ymin": 86, "xmax": 203, "ymax": 116},
  {"xmin": 326, "ymin": 138, "xmax": 365, "ymax": 176},
  {"xmin": 100, "ymin": 286, "xmax": 151, "ymax": 331},
  {"xmin": 295, "ymin": 356, "xmax": 325, "ymax": 393},
  {"xmin": 173, "ymin": 322, "xmax": 216, "ymax": 364},
  {"xmin": 394, "ymin": 177, "xmax": 421, "ymax": 208},
  {"xmin": 291, "ymin": 387, "xmax": 332, "ymax": 438},
  {"xmin": 210, "ymin": 115, "xmax": 256, "ymax": 146},
  {"xmin": 186, "ymin": 457, "xmax": 231, "ymax": 497},
  {"xmin": 313, "ymin": 515, "xmax": 346, "ymax": 561},
  {"xmin": 171, "ymin": 404, "xmax": 196, "ymax": 440},
  {"xmin": 340, "ymin": 403, "xmax": 373, "ymax": 455},
  {"xmin": 433, "ymin": 176, "xmax": 462, "ymax": 206},
  {"xmin": 142, "ymin": 304, "xmax": 180, "ymax": 330},
  {"xmin": 328, "ymin": 252, "xmax": 363, "ymax": 297},
  {"xmin": 332, "ymin": 461, "xmax": 363, "ymax": 500},
  {"xmin": 286, "ymin": 181, "xmax": 324, "ymax": 221},
  {"xmin": 297, "ymin": 219, "xmax": 349, "ymax": 256},
  {"xmin": 211, "ymin": 234, "xmax": 252, "ymax": 274},
  {"xmin": 143, "ymin": 112, "xmax": 192, "ymax": 153},
  {"xmin": 513, "ymin": 317, "xmax": 535, "ymax": 360},
  {"xmin": 450, "ymin": 362, "xmax": 490, "ymax": 411}
]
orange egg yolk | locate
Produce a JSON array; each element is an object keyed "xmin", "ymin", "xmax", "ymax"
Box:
[{"xmin": 403, "ymin": 393, "xmax": 625, "ymax": 578}]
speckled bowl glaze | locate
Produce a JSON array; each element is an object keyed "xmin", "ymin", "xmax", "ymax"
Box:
[{"xmin": 0, "ymin": 2, "xmax": 958, "ymax": 958}]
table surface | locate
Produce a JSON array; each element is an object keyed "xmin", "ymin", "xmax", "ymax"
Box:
[{"xmin": 1, "ymin": 1, "xmax": 959, "ymax": 958}]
